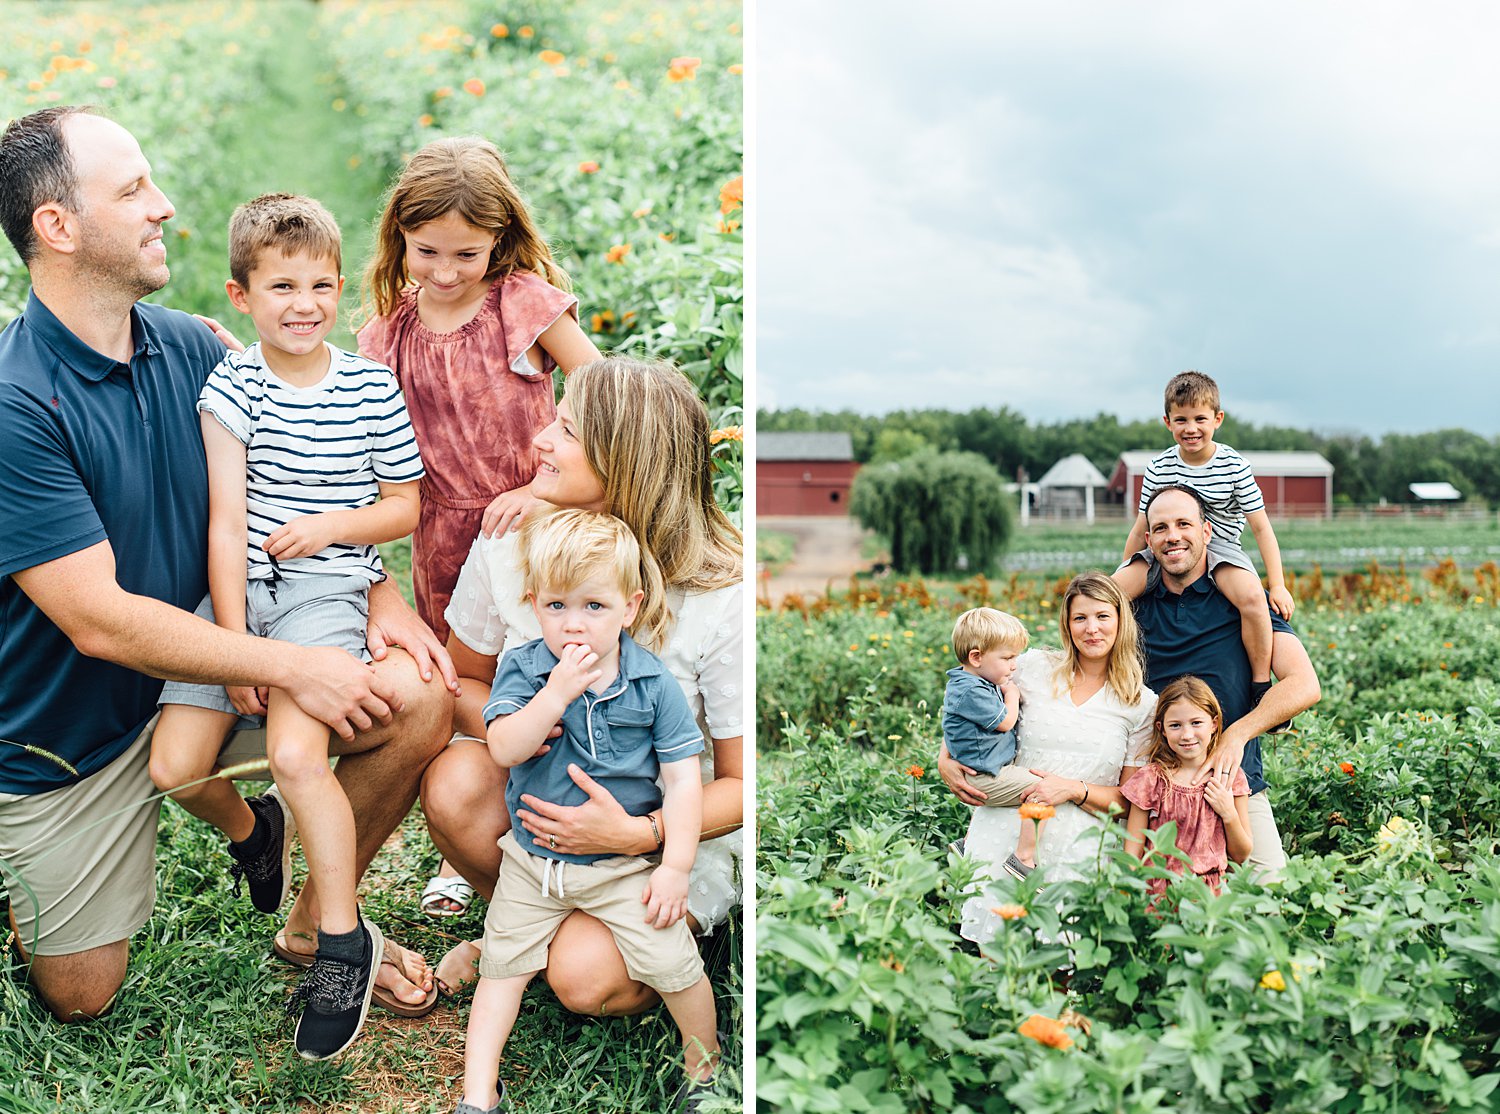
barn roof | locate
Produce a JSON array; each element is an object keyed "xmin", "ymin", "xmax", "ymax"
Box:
[
  {"xmin": 1037, "ymin": 453, "xmax": 1108, "ymax": 488},
  {"xmin": 1114, "ymin": 449, "xmax": 1333, "ymax": 477},
  {"xmin": 758, "ymin": 431, "xmax": 855, "ymax": 461}
]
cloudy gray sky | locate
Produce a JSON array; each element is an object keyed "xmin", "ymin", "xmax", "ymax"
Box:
[{"xmin": 757, "ymin": 2, "xmax": 1500, "ymax": 434}]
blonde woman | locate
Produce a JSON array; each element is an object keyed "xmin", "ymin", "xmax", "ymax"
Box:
[
  {"xmin": 421, "ymin": 357, "xmax": 743, "ymax": 1014},
  {"xmin": 939, "ymin": 572, "xmax": 1156, "ymax": 942}
]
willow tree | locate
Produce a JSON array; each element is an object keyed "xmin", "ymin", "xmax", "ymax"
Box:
[{"xmin": 850, "ymin": 451, "xmax": 1013, "ymax": 574}]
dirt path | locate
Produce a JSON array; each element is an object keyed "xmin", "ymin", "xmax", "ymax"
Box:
[{"xmin": 758, "ymin": 515, "xmax": 883, "ymax": 603}]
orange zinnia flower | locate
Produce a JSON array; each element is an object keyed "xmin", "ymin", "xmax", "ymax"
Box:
[
  {"xmin": 463, "ymin": 78, "xmax": 485, "ymax": 96},
  {"xmin": 710, "ymin": 425, "xmax": 742, "ymax": 444},
  {"xmin": 990, "ymin": 903, "xmax": 1027, "ymax": 920},
  {"xmin": 518, "ymin": 25, "xmax": 534, "ymax": 38},
  {"xmin": 491, "ymin": 23, "xmax": 509, "ymax": 37},
  {"xmin": 719, "ymin": 174, "xmax": 743, "ymax": 214},
  {"xmin": 728, "ymin": 63, "xmax": 743, "ymax": 75},
  {"xmin": 539, "ymin": 49, "xmax": 565, "ymax": 65},
  {"xmin": 418, "ymin": 113, "xmax": 433, "ymax": 127},
  {"xmin": 605, "ymin": 243, "xmax": 630, "ymax": 263},
  {"xmin": 1339, "ymin": 762, "xmax": 1355, "ymax": 776},
  {"xmin": 667, "ymin": 55, "xmax": 701, "ymax": 82},
  {"xmin": 1019, "ymin": 1015, "xmax": 1073, "ymax": 1050},
  {"xmin": 905, "ymin": 765, "xmax": 923, "ymax": 779},
  {"xmin": 433, "ymin": 86, "xmax": 453, "ymax": 99},
  {"xmin": 578, "ymin": 160, "xmax": 599, "ymax": 174},
  {"xmin": 1019, "ymin": 802, "xmax": 1055, "ymax": 821}
]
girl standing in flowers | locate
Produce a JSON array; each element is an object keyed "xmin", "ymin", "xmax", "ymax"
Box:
[
  {"xmin": 1121, "ymin": 675, "xmax": 1252, "ymax": 896},
  {"xmin": 357, "ymin": 137, "xmax": 601, "ymax": 917}
]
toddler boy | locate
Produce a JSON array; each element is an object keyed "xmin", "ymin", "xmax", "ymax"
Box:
[
  {"xmin": 1114, "ymin": 371, "xmax": 1294, "ymax": 712},
  {"xmin": 944, "ymin": 607, "xmax": 1045, "ymax": 878},
  {"xmin": 457, "ymin": 508, "xmax": 719, "ymax": 1114},
  {"xmin": 148, "ymin": 193, "xmax": 424, "ymax": 1059}
]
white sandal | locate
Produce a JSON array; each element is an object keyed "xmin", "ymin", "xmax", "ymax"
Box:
[{"xmin": 419, "ymin": 874, "xmax": 477, "ymax": 918}]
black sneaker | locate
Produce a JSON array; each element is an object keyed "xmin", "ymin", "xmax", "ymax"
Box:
[
  {"xmin": 291, "ymin": 918, "xmax": 384, "ymax": 1060},
  {"xmin": 1249, "ymin": 680, "xmax": 1293, "ymax": 735},
  {"xmin": 454, "ymin": 1080, "xmax": 508, "ymax": 1114},
  {"xmin": 228, "ymin": 786, "xmax": 296, "ymax": 914}
]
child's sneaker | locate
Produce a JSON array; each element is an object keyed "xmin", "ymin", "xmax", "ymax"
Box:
[
  {"xmin": 454, "ymin": 1081, "xmax": 507, "ymax": 1114},
  {"xmin": 228, "ymin": 786, "xmax": 297, "ymax": 914},
  {"xmin": 947, "ymin": 838, "xmax": 966, "ymax": 857},
  {"xmin": 291, "ymin": 917, "xmax": 383, "ymax": 1060},
  {"xmin": 1249, "ymin": 680, "xmax": 1292, "ymax": 735},
  {"xmin": 1002, "ymin": 853, "xmax": 1034, "ymax": 880}
]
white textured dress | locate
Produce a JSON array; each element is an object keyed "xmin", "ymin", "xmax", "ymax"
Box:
[
  {"xmin": 959, "ymin": 649, "xmax": 1155, "ymax": 943},
  {"xmin": 445, "ymin": 529, "xmax": 743, "ymax": 932}
]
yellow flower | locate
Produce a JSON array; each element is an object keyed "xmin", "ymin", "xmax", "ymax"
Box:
[{"xmin": 1260, "ymin": 970, "xmax": 1286, "ymax": 992}]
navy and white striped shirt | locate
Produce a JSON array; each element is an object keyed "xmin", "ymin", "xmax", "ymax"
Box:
[
  {"xmin": 1138, "ymin": 443, "xmax": 1264, "ymax": 546},
  {"xmin": 198, "ymin": 343, "xmax": 423, "ymax": 583}
]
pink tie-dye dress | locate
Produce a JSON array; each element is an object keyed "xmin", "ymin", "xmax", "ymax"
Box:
[{"xmin": 357, "ymin": 271, "xmax": 578, "ymax": 641}]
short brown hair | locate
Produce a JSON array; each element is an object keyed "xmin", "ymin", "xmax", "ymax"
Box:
[
  {"xmin": 1164, "ymin": 371, "xmax": 1220, "ymax": 415},
  {"xmin": 951, "ymin": 607, "xmax": 1028, "ymax": 664},
  {"xmin": 0, "ymin": 105, "xmax": 97, "ymax": 264},
  {"xmin": 227, "ymin": 193, "xmax": 341, "ymax": 287}
]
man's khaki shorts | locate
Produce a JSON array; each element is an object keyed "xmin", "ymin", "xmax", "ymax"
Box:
[
  {"xmin": 0, "ymin": 717, "xmax": 272, "ymax": 957},
  {"xmin": 478, "ymin": 830, "xmax": 705, "ymax": 994}
]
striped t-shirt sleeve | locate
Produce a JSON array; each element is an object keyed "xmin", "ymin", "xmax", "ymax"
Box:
[{"xmin": 198, "ymin": 355, "xmax": 258, "ymax": 444}]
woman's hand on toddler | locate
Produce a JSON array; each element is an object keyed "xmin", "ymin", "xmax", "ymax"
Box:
[
  {"xmin": 482, "ymin": 487, "xmax": 543, "ymax": 537},
  {"xmin": 1203, "ymin": 777, "xmax": 1237, "ymax": 820},
  {"xmin": 546, "ymin": 643, "xmax": 602, "ymax": 702},
  {"xmin": 264, "ymin": 513, "xmax": 339, "ymax": 561},
  {"xmin": 642, "ymin": 864, "xmax": 689, "ymax": 928}
]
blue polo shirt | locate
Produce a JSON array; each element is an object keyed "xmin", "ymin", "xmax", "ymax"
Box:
[
  {"xmin": 483, "ymin": 632, "xmax": 704, "ymax": 865},
  {"xmin": 0, "ymin": 291, "xmax": 224, "ymax": 793},
  {"xmin": 942, "ymin": 667, "xmax": 1017, "ymax": 774},
  {"xmin": 1132, "ymin": 571, "xmax": 1294, "ymax": 794}
]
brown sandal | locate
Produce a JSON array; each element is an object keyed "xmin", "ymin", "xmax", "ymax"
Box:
[{"xmin": 273, "ymin": 929, "xmax": 438, "ymax": 1017}]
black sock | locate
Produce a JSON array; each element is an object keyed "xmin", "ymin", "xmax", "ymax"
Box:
[
  {"xmin": 317, "ymin": 922, "xmax": 368, "ymax": 964},
  {"xmin": 229, "ymin": 804, "xmax": 269, "ymax": 857}
]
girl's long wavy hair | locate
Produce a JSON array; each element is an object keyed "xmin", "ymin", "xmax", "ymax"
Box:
[
  {"xmin": 565, "ymin": 357, "xmax": 742, "ymax": 651},
  {"xmin": 1049, "ymin": 571, "xmax": 1146, "ymax": 707},
  {"xmin": 1144, "ymin": 675, "xmax": 1224, "ymax": 770},
  {"xmin": 361, "ymin": 136, "xmax": 568, "ymax": 320}
]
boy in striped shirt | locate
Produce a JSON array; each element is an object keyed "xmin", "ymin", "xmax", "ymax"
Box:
[
  {"xmin": 148, "ymin": 194, "xmax": 423, "ymax": 1060},
  {"xmin": 1114, "ymin": 371, "xmax": 1294, "ymax": 711}
]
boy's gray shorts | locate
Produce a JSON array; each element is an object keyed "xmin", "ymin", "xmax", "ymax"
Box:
[{"xmin": 159, "ymin": 573, "xmax": 372, "ymax": 717}]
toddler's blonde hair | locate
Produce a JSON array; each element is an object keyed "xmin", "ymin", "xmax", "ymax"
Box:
[
  {"xmin": 951, "ymin": 607, "xmax": 1028, "ymax": 665},
  {"xmin": 517, "ymin": 509, "xmax": 664, "ymax": 627}
]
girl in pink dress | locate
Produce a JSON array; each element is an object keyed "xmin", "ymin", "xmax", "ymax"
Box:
[
  {"xmin": 1121, "ymin": 676, "xmax": 1252, "ymax": 897},
  {"xmin": 358, "ymin": 137, "xmax": 602, "ymax": 646},
  {"xmin": 358, "ymin": 137, "xmax": 602, "ymax": 917}
]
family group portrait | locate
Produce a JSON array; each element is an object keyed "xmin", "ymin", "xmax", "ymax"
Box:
[
  {"xmin": 755, "ymin": 3, "xmax": 1500, "ymax": 1113},
  {"xmin": 0, "ymin": 2, "xmax": 743, "ymax": 1112}
]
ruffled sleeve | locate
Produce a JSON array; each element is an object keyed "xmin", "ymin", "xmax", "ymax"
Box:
[
  {"xmin": 1230, "ymin": 765, "xmax": 1251, "ymax": 797},
  {"xmin": 686, "ymin": 584, "xmax": 743, "ymax": 740},
  {"xmin": 354, "ymin": 313, "xmax": 391, "ymax": 365},
  {"xmin": 1120, "ymin": 764, "xmax": 1164, "ymax": 813},
  {"xmin": 444, "ymin": 530, "xmax": 533, "ymax": 657},
  {"xmin": 500, "ymin": 271, "xmax": 579, "ymax": 380}
]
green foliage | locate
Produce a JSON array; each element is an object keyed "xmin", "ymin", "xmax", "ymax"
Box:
[
  {"xmin": 759, "ymin": 582, "xmax": 1500, "ymax": 1111},
  {"xmin": 850, "ymin": 452, "xmax": 1013, "ymax": 575}
]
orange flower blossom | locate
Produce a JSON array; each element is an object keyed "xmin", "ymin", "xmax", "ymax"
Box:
[
  {"xmin": 667, "ymin": 55, "xmax": 701, "ymax": 82},
  {"xmin": 710, "ymin": 425, "xmax": 742, "ymax": 445},
  {"xmin": 905, "ymin": 765, "xmax": 924, "ymax": 779},
  {"xmin": 463, "ymin": 78, "xmax": 485, "ymax": 96},
  {"xmin": 578, "ymin": 160, "xmax": 599, "ymax": 174},
  {"xmin": 605, "ymin": 243, "xmax": 630, "ymax": 264},
  {"xmin": 1019, "ymin": 1015, "xmax": 1073, "ymax": 1050},
  {"xmin": 539, "ymin": 49, "xmax": 565, "ymax": 65},
  {"xmin": 719, "ymin": 175, "xmax": 743, "ymax": 214},
  {"xmin": 1339, "ymin": 762, "xmax": 1355, "ymax": 776},
  {"xmin": 990, "ymin": 903, "xmax": 1027, "ymax": 920},
  {"xmin": 1019, "ymin": 801, "xmax": 1055, "ymax": 821}
]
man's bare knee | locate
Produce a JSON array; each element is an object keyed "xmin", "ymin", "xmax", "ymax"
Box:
[
  {"xmin": 28, "ymin": 942, "xmax": 129, "ymax": 1022},
  {"xmin": 549, "ymin": 965, "xmax": 656, "ymax": 1017}
]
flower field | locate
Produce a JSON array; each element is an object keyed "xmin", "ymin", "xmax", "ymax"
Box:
[
  {"xmin": 757, "ymin": 564, "xmax": 1500, "ymax": 1112},
  {"xmin": 1, "ymin": 2, "xmax": 740, "ymax": 1112}
]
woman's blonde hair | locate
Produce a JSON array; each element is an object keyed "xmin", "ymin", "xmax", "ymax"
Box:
[
  {"xmin": 361, "ymin": 136, "xmax": 568, "ymax": 320},
  {"xmin": 1144, "ymin": 676, "xmax": 1224, "ymax": 770},
  {"xmin": 1050, "ymin": 572, "xmax": 1146, "ymax": 706},
  {"xmin": 565, "ymin": 356, "xmax": 742, "ymax": 650},
  {"xmin": 516, "ymin": 508, "xmax": 665, "ymax": 644}
]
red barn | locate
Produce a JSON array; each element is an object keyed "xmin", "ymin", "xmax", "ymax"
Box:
[
  {"xmin": 757, "ymin": 432, "xmax": 859, "ymax": 516},
  {"xmin": 1108, "ymin": 450, "xmax": 1334, "ymax": 518}
]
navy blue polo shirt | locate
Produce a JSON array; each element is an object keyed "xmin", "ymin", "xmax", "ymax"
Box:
[
  {"xmin": 0, "ymin": 291, "xmax": 224, "ymax": 793},
  {"xmin": 484, "ymin": 632, "xmax": 704, "ymax": 865},
  {"xmin": 1132, "ymin": 571, "xmax": 1294, "ymax": 794}
]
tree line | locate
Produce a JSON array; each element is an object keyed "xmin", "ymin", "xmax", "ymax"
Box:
[{"xmin": 759, "ymin": 406, "xmax": 1500, "ymax": 505}]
